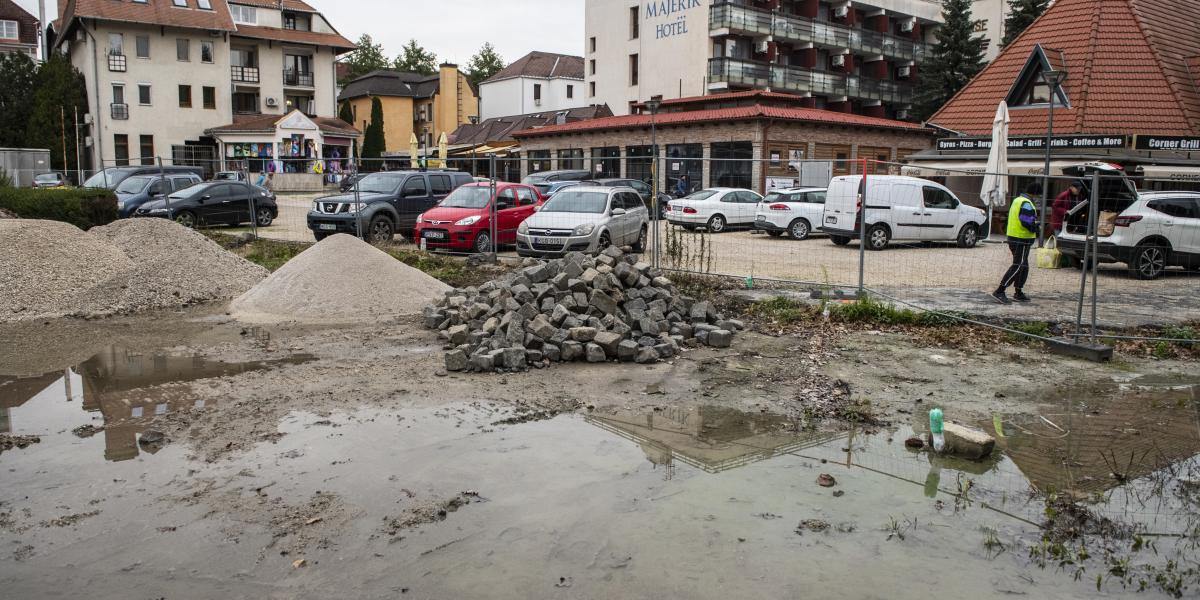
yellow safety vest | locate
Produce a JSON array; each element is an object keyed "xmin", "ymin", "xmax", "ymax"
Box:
[{"xmin": 1007, "ymin": 196, "xmax": 1036, "ymax": 239}]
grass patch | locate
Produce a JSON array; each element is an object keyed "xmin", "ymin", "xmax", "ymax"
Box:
[
  {"xmin": 746, "ymin": 296, "xmax": 814, "ymax": 325},
  {"xmin": 383, "ymin": 248, "xmax": 480, "ymax": 288},
  {"xmin": 667, "ymin": 272, "xmax": 730, "ymax": 300},
  {"xmin": 1006, "ymin": 321, "xmax": 1052, "ymax": 344},
  {"xmin": 745, "ymin": 295, "xmax": 968, "ymax": 329}
]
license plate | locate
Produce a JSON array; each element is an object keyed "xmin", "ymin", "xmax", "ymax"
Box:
[
  {"xmin": 825, "ymin": 216, "xmax": 837, "ymax": 224},
  {"xmin": 422, "ymin": 230, "xmax": 446, "ymax": 239},
  {"xmin": 533, "ymin": 237, "xmax": 562, "ymax": 246},
  {"xmin": 319, "ymin": 223, "xmax": 337, "ymax": 231}
]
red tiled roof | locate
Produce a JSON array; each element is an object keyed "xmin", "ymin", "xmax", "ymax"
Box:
[
  {"xmin": 231, "ymin": 23, "xmax": 354, "ymax": 51},
  {"xmin": 929, "ymin": 0, "xmax": 1200, "ymax": 136},
  {"xmin": 207, "ymin": 112, "xmax": 358, "ymax": 136},
  {"xmin": 646, "ymin": 90, "xmax": 809, "ymax": 108},
  {"xmin": 0, "ymin": 0, "xmax": 39, "ymax": 46},
  {"xmin": 514, "ymin": 105, "xmax": 927, "ymax": 138},
  {"xmin": 58, "ymin": 0, "xmax": 237, "ymax": 38}
]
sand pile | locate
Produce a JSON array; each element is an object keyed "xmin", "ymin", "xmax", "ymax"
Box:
[{"xmin": 230, "ymin": 233, "xmax": 451, "ymax": 324}]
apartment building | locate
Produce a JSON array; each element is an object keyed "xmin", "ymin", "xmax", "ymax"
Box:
[
  {"xmin": 0, "ymin": 0, "xmax": 39, "ymax": 59},
  {"xmin": 338, "ymin": 64, "xmax": 478, "ymax": 152},
  {"xmin": 54, "ymin": 0, "xmax": 354, "ymax": 171},
  {"xmin": 478, "ymin": 51, "xmax": 586, "ymax": 120},
  {"xmin": 585, "ymin": 0, "xmax": 1006, "ymax": 120}
]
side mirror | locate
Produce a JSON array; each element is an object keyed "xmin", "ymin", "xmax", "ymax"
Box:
[
  {"xmin": 611, "ymin": 208, "xmax": 627, "ymax": 216},
  {"xmin": 200, "ymin": 195, "xmax": 211, "ymax": 202}
]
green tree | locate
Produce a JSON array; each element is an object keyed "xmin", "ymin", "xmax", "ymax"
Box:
[
  {"xmin": 393, "ymin": 39, "xmax": 438, "ymax": 75},
  {"xmin": 360, "ymin": 97, "xmax": 386, "ymax": 166},
  {"xmin": 0, "ymin": 52, "xmax": 38, "ymax": 148},
  {"xmin": 913, "ymin": 0, "xmax": 987, "ymax": 121},
  {"xmin": 338, "ymin": 101, "xmax": 360, "ymax": 160},
  {"xmin": 465, "ymin": 42, "xmax": 505, "ymax": 87},
  {"xmin": 1001, "ymin": 0, "xmax": 1050, "ymax": 48},
  {"xmin": 342, "ymin": 34, "xmax": 390, "ymax": 82},
  {"xmin": 25, "ymin": 54, "xmax": 88, "ymax": 174}
]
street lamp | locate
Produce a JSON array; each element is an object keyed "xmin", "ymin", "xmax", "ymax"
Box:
[
  {"xmin": 1038, "ymin": 67, "xmax": 1067, "ymax": 246},
  {"xmin": 645, "ymin": 99, "xmax": 662, "ymax": 266}
]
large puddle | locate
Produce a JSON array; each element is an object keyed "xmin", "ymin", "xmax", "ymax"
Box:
[{"xmin": 1, "ymin": 351, "xmax": 1197, "ymax": 598}]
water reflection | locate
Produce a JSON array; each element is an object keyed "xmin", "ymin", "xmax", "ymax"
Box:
[{"xmin": 0, "ymin": 346, "xmax": 312, "ymax": 461}]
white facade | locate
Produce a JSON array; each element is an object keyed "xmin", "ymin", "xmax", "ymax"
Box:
[{"xmin": 479, "ymin": 76, "xmax": 585, "ymax": 120}]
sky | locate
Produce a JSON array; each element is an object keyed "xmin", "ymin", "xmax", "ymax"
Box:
[{"xmin": 16, "ymin": 0, "xmax": 587, "ymax": 65}]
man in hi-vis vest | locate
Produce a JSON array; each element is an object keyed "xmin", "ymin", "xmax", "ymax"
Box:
[{"xmin": 992, "ymin": 183, "xmax": 1041, "ymax": 305}]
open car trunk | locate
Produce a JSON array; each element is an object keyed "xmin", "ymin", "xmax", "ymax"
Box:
[{"xmin": 1062, "ymin": 164, "xmax": 1139, "ymax": 236}]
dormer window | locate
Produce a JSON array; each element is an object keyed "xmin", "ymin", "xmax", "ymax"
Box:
[
  {"xmin": 230, "ymin": 5, "xmax": 257, "ymax": 25},
  {"xmin": 1006, "ymin": 43, "xmax": 1070, "ymax": 108}
]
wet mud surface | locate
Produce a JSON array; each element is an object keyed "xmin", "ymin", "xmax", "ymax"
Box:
[{"xmin": 1, "ymin": 308, "xmax": 1197, "ymax": 598}]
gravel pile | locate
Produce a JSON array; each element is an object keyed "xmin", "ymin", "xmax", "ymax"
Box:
[
  {"xmin": 231, "ymin": 233, "xmax": 451, "ymax": 324},
  {"xmin": 0, "ymin": 207, "xmax": 18, "ymax": 219},
  {"xmin": 426, "ymin": 246, "xmax": 743, "ymax": 373}
]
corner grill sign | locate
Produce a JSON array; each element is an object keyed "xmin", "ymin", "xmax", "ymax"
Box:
[
  {"xmin": 1134, "ymin": 136, "xmax": 1200, "ymax": 152},
  {"xmin": 646, "ymin": 0, "xmax": 703, "ymax": 39},
  {"xmin": 937, "ymin": 135, "xmax": 1129, "ymax": 151}
]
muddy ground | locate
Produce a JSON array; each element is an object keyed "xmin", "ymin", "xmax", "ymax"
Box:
[{"xmin": 1, "ymin": 300, "xmax": 1197, "ymax": 599}]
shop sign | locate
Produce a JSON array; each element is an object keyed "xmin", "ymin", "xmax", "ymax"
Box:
[
  {"xmin": 645, "ymin": 0, "xmax": 703, "ymax": 39},
  {"xmin": 937, "ymin": 135, "xmax": 1129, "ymax": 151},
  {"xmin": 1134, "ymin": 136, "xmax": 1200, "ymax": 152}
]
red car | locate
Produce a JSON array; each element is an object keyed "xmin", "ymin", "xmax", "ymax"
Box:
[{"xmin": 414, "ymin": 182, "xmax": 544, "ymax": 252}]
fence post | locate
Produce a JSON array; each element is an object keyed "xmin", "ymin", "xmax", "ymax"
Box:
[
  {"xmin": 489, "ymin": 153, "xmax": 498, "ymax": 264},
  {"xmin": 857, "ymin": 158, "xmax": 868, "ymax": 296},
  {"xmin": 244, "ymin": 163, "xmax": 257, "ymax": 239},
  {"xmin": 1074, "ymin": 172, "xmax": 1100, "ymax": 338},
  {"xmin": 1090, "ymin": 173, "xmax": 1101, "ymax": 343}
]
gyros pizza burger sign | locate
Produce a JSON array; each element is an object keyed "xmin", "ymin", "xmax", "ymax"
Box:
[{"xmin": 645, "ymin": 0, "xmax": 704, "ymax": 39}]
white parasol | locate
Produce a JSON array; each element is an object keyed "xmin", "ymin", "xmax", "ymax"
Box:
[{"xmin": 980, "ymin": 101, "xmax": 1009, "ymax": 242}]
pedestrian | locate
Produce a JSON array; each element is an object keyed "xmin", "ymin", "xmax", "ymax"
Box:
[
  {"xmin": 676, "ymin": 174, "xmax": 689, "ymax": 197},
  {"xmin": 1050, "ymin": 179, "xmax": 1085, "ymax": 234},
  {"xmin": 992, "ymin": 182, "xmax": 1041, "ymax": 304}
]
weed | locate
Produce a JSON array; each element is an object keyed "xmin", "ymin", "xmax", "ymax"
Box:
[
  {"xmin": 1006, "ymin": 321, "xmax": 1052, "ymax": 344},
  {"xmin": 981, "ymin": 527, "xmax": 1006, "ymax": 558},
  {"xmin": 746, "ymin": 296, "xmax": 813, "ymax": 325},
  {"xmin": 883, "ymin": 515, "xmax": 917, "ymax": 541}
]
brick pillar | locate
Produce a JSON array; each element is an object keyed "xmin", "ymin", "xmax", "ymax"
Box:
[
  {"xmin": 751, "ymin": 142, "xmax": 764, "ymax": 195},
  {"xmin": 799, "ymin": 0, "xmax": 819, "ymax": 19},
  {"xmin": 701, "ymin": 143, "xmax": 712, "ymax": 189},
  {"xmin": 520, "ymin": 154, "xmax": 530, "ymax": 180},
  {"xmin": 865, "ymin": 59, "xmax": 889, "ymax": 79},
  {"xmin": 618, "ymin": 148, "xmax": 627, "ymax": 178}
]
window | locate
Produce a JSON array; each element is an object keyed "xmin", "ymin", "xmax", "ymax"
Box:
[
  {"xmin": 805, "ymin": 191, "xmax": 827, "ymax": 204},
  {"xmin": 558, "ymin": 148, "xmax": 583, "ymax": 170},
  {"xmin": 402, "ymin": 177, "xmax": 428, "ymax": 197},
  {"xmin": 178, "ymin": 85, "xmax": 192, "ymax": 108},
  {"xmin": 1149, "ymin": 198, "xmax": 1199, "ymax": 219},
  {"xmin": 589, "ymin": 59, "xmax": 595, "ymax": 75},
  {"xmin": 567, "ymin": 85, "xmax": 574, "ymax": 99},
  {"xmin": 922, "ymin": 187, "xmax": 958, "ymax": 209},
  {"xmin": 202, "ymin": 86, "xmax": 216, "ymax": 109},
  {"xmin": 140, "ymin": 135, "xmax": 155, "ymax": 165},
  {"xmin": 515, "ymin": 187, "xmax": 536, "ymax": 206},
  {"xmin": 629, "ymin": 54, "xmax": 638, "ymax": 86},
  {"xmin": 138, "ymin": 84, "xmax": 151, "ymax": 105},
  {"xmin": 630, "ymin": 6, "xmax": 639, "ymax": 39},
  {"xmin": 711, "ymin": 142, "xmax": 753, "ymax": 189},
  {"xmin": 108, "ymin": 33, "xmax": 124, "ymax": 55},
  {"xmin": 496, "ymin": 188, "xmax": 517, "ymax": 208},
  {"xmin": 112, "ymin": 84, "xmax": 125, "ymax": 104},
  {"xmin": 0, "ymin": 20, "xmax": 17, "ymax": 40},
  {"xmin": 114, "ymin": 135, "xmax": 130, "ymax": 166},
  {"xmin": 1006, "ymin": 47, "xmax": 1070, "ymax": 108},
  {"xmin": 589, "ymin": 82, "xmax": 595, "ymax": 97},
  {"xmin": 201, "ymin": 41, "xmax": 213, "ymax": 63},
  {"xmin": 230, "ymin": 5, "xmax": 256, "ymax": 24},
  {"xmin": 172, "ymin": 0, "xmax": 187, "ymax": 6},
  {"xmin": 232, "ymin": 91, "xmax": 258, "ymax": 113},
  {"xmin": 429, "ymin": 175, "xmax": 452, "ymax": 195},
  {"xmin": 176, "ymin": 39, "xmax": 189, "ymax": 61},
  {"xmin": 589, "ymin": 37, "xmax": 596, "ymax": 53},
  {"xmin": 533, "ymin": 84, "xmax": 541, "ymax": 102},
  {"xmin": 135, "ymin": 35, "xmax": 150, "ymax": 58},
  {"xmin": 197, "ymin": 0, "xmax": 212, "ymax": 9}
]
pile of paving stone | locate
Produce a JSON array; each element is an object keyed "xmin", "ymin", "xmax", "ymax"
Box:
[{"xmin": 425, "ymin": 247, "xmax": 743, "ymax": 373}]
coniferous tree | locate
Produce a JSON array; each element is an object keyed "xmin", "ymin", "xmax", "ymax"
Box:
[
  {"xmin": 1001, "ymin": 0, "xmax": 1050, "ymax": 49},
  {"xmin": 466, "ymin": 43, "xmax": 505, "ymax": 87},
  {"xmin": 913, "ymin": 0, "xmax": 987, "ymax": 121},
  {"xmin": 25, "ymin": 54, "xmax": 88, "ymax": 173},
  {"xmin": 342, "ymin": 34, "xmax": 389, "ymax": 82},
  {"xmin": 360, "ymin": 97, "xmax": 386, "ymax": 167},
  {"xmin": 0, "ymin": 52, "xmax": 38, "ymax": 148}
]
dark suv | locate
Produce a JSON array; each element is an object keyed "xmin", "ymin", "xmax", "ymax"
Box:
[{"xmin": 307, "ymin": 170, "xmax": 473, "ymax": 243}]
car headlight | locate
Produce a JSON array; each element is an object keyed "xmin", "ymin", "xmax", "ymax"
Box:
[
  {"xmin": 346, "ymin": 203, "xmax": 360, "ymax": 214},
  {"xmin": 518, "ymin": 221, "xmax": 529, "ymax": 234},
  {"xmin": 148, "ymin": 208, "xmax": 169, "ymax": 215},
  {"xmin": 455, "ymin": 215, "xmax": 481, "ymax": 226},
  {"xmin": 573, "ymin": 223, "xmax": 595, "ymax": 236}
]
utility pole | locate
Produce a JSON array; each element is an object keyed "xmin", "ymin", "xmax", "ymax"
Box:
[
  {"xmin": 38, "ymin": 0, "xmax": 46, "ymax": 61},
  {"xmin": 60, "ymin": 106, "xmax": 68, "ymax": 174},
  {"xmin": 73, "ymin": 106, "xmax": 82, "ymax": 185}
]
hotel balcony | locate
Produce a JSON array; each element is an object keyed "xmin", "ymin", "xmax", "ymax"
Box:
[
  {"xmin": 708, "ymin": 57, "xmax": 914, "ymax": 105},
  {"xmin": 710, "ymin": 2, "xmax": 930, "ymax": 63},
  {"xmin": 231, "ymin": 65, "xmax": 260, "ymax": 84},
  {"xmin": 283, "ymin": 69, "xmax": 314, "ymax": 88},
  {"xmin": 110, "ymin": 103, "xmax": 129, "ymax": 120}
]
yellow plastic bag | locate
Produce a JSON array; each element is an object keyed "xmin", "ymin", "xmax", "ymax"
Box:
[{"xmin": 1035, "ymin": 238, "xmax": 1063, "ymax": 269}]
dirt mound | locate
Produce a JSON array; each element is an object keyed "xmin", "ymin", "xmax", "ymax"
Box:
[
  {"xmin": 0, "ymin": 207, "xmax": 18, "ymax": 219},
  {"xmin": 230, "ymin": 233, "xmax": 451, "ymax": 324},
  {"xmin": 89, "ymin": 219, "xmax": 267, "ymax": 311},
  {"xmin": 0, "ymin": 219, "xmax": 134, "ymax": 321}
]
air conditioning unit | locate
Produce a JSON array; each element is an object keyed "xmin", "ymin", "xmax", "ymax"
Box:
[
  {"xmin": 898, "ymin": 65, "xmax": 912, "ymax": 78},
  {"xmin": 831, "ymin": 54, "xmax": 846, "ymax": 67},
  {"xmin": 756, "ymin": 41, "xmax": 770, "ymax": 53},
  {"xmin": 900, "ymin": 21, "xmax": 915, "ymax": 33},
  {"xmin": 833, "ymin": 5, "xmax": 849, "ymax": 18},
  {"xmin": 265, "ymin": 97, "xmax": 278, "ymax": 107},
  {"xmin": 896, "ymin": 109, "xmax": 910, "ymax": 120}
]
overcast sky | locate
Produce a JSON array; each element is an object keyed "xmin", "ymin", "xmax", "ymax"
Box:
[{"xmin": 17, "ymin": 0, "xmax": 586, "ymax": 64}]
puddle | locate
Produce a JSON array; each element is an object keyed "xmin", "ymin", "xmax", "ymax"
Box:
[{"xmin": 0, "ymin": 345, "xmax": 312, "ymax": 461}]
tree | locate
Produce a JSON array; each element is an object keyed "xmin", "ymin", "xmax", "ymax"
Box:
[
  {"xmin": 25, "ymin": 54, "xmax": 88, "ymax": 174},
  {"xmin": 465, "ymin": 42, "xmax": 505, "ymax": 87},
  {"xmin": 913, "ymin": 0, "xmax": 987, "ymax": 121},
  {"xmin": 1001, "ymin": 0, "xmax": 1050, "ymax": 48},
  {"xmin": 0, "ymin": 52, "xmax": 38, "ymax": 148},
  {"xmin": 341, "ymin": 34, "xmax": 389, "ymax": 82},
  {"xmin": 393, "ymin": 39, "xmax": 438, "ymax": 75},
  {"xmin": 360, "ymin": 97, "xmax": 386, "ymax": 166},
  {"xmin": 338, "ymin": 101, "xmax": 360, "ymax": 160}
]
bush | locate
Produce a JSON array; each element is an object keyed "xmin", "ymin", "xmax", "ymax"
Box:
[{"xmin": 0, "ymin": 186, "xmax": 118, "ymax": 230}]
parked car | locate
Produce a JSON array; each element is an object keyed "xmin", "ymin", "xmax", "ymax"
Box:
[
  {"xmin": 115, "ymin": 173, "xmax": 203, "ymax": 217},
  {"xmin": 82, "ymin": 166, "xmax": 206, "ymax": 190},
  {"xmin": 522, "ymin": 169, "xmax": 592, "ymax": 195},
  {"xmin": 665, "ymin": 188, "xmax": 764, "ymax": 232},
  {"xmin": 339, "ymin": 173, "xmax": 367, "ymax": 192},
  {"xmin": 213, "ymin": 171, "xmax": 247, "ymax": 182},
  {"xmin": 516, "ymin": 186, "xmax": 649, "ymax": 257},
  {"xmin": 582, "ymin": 178, "xmax": 673, "ymax": 218},
  {"xmin": 414, "ymin": 182, "xmax": 544, "ymax": 253},
  {"xmin": 543, "ymin": 180, "xmax": 585, "ymax": 199},
  {"xmin": 134, "ymin": 181, "xmax": 276, "ymax": 228},
  {"xmin": 307, "ymin": 170, "xmax": 473, "ymax": 243},
  {"xmin": 820, "ymin": 175, "xmax": 985, "ymax": 250},
  {"xmin": 31, "ymin": 172, "xmax": 66, "ymax": 188},
  {"xmin": 1058, "ymin": 191, "xmax": 1199, "ymax": 279},
  {"xmin": 754, "ymin": 187, "xmax": 827, "ymax": 240}
]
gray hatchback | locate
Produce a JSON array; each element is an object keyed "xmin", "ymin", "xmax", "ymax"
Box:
[{"xmin": 516, "ymin": 186, "xmax": 649, "ymax": 257}]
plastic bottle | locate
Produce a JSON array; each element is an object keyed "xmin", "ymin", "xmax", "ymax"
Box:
[{"xmin": 929, "ymin": 408, "xmax": 945, "ymax": 452}]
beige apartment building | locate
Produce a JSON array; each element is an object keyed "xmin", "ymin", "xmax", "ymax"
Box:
[{"xmin": 53, "ymin": 0, "xmax": 354, "ymax": 172}]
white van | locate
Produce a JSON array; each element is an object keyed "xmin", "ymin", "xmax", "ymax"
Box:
[{"xmin": 820, "ymin": 175, "xmax": 986, "ymax": 250}]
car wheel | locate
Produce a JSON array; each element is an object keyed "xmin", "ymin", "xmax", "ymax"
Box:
[
  {"xmin": 956, "ymin": 223, "xmax": 979, "ymax": 248},
  {"xmin": 368, "ymin": 215, "xmax": 394, "ymax": 244},
  {"xmin": 682, "ymin": 225, "xmax": 697, "ymax": 232},
  {"xmin": 632, "ymin": 225, "xmax": 648, "ymax": 252},
  {"xmin": 313, "ymin": 232, "xmax": 329, "ymax": 242},
  {"xmin": 707, "ymin": 214, "xmax": 727, "ymax": 233},
  {"xmin": 867, "ymin": 224, "xmax": 890, "ymax": 251},
  {"xmin": 474, "ymin": 230, "xmax": 493, "ymax": 254},
  {"xmin": 1131, "ymin": 242, "xmax": 1169, "ymax": 280},
  {"xmin": 831, "ymin": 236, "xmax": 852, "ymax": 246},
  {"xmin": 788, "ymin": 218, "xmax": 811, "ymax": 240},
  {"xmin": 597, "ymin": 231, "xmax": 612, "ymax": 253},
  {"xmin": 255, "ymin": 208, "xmax": 274, "ymax": 227},
  {"xmin": 173, "ymin": 210, "xmax": 197, "ymax": 229}
]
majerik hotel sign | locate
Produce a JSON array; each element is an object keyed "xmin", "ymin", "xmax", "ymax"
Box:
[{"xmin": 646, "ymin": 0, "xmax": 704, "ymax": 39}]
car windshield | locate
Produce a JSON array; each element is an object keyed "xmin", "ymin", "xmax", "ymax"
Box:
[
  {"xmin": 115, "ymin": 176, "xmax": 155, "ymax": 194},
  {"xmin": 82, "ymin": 169, "xmax": 135, "ymax": 188},
  {"xmin": 440, "ymin": 186, "xmax": 492, "ymax": 209},
  {"xmin": 357, "ymin": 173, "xmax": 406, "ymax": 194},
  {"xmin": 540, "ymin": 190, "xmax": 609, "ymax": 214},
  {"xmin": 684, "ymin": 190, "xmax": 718, "ymax": 201},
  {"xmin": 215, "ymin": 172, "xmax": 237, "ymax": 180},
  {"xmin": 34, "ymin": 174, "xmax": 59, "ymax": 183},
  {"xmin": 169, "ymin": 183, "xmax": 211, "ymax": 200}
]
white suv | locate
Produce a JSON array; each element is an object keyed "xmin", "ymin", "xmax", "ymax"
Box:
[
  {"xmin": 754, "ymin": 187, "xmax": 826, "ymax": 240},
  {"xmin": 1057, "ymin": 191, "xmax": 1200, "ymax": 279}
]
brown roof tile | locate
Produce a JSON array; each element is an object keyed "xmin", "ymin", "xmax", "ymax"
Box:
[
  {"xmin": 228, "ymin": 0, "xmax": 317, "ymax": 12},
  {"xmin": 59, "ymin": 0, "xmax": 237, "ymax": 36},
  {"xmin": 206, "ymin": 111, "xmax": 358, "ymax": 135},
  {"xmin": 484, "ymin": 51, "xmax": 584, "ymax": 84},
  {"xmin": 0, "ymin": 0, "xmax": 39, "ymax": 46}
]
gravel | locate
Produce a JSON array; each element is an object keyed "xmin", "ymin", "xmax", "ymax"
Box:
[{"xmin": 230, "ymin": 233, "xmax": 452, "ymax": 324}]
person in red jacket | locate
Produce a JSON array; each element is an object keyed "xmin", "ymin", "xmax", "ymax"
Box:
[{"xmin": 1051, "ymin": 179, "xmax": 1085, "ymax": 234}]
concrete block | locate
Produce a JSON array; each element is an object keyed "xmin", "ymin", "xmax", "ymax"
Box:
[
  {"xmin": 444, "ymin": 350, "xmax": 469, "ymax": 372},
  {"xmin": 585, "ymin": 343, "xmax": 606, "ymax": 363},
  {"xmin": 929, "ymin": 423, "xmax": 996, "ymax": 460}
]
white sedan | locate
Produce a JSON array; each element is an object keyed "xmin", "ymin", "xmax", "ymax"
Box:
[
  {"xmin": 665, "ymin": 188, "xmax": 764, "ymax": 233},
  {"xmin": 753, "ymin": 187, "xmax": 827, "ymax": 240}
]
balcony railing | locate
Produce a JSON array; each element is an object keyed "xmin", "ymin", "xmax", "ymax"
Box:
[
  {"xmin": 231, "ymin": 65, "xmax": 260, "ymax": 83},
  {"xmin": 107, "ymin": 53, "xmax": 126, "ymax": 72},
  {"xmin": 710, "ymin": 2, "xmax": 930, "ymax": 63},
  {"xmin": 110, "ymin": 102, "xmax": 129, "ymax": 120},
  {"xmin": 283, "ymin": 69, "xmax": 314, "ymax": 87},
  {"xmin": 708, "ymin": 57, "xmax": 914, "ymax": 105}
]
